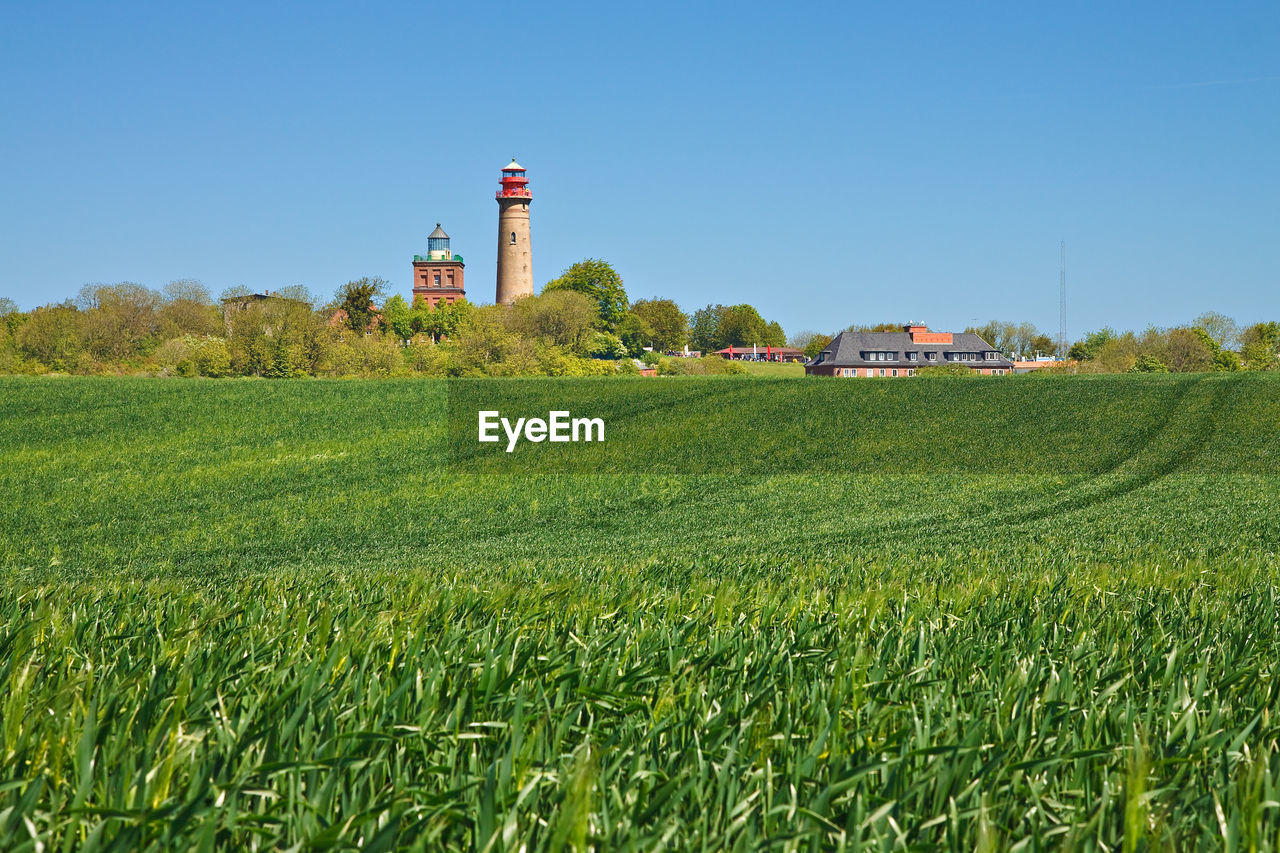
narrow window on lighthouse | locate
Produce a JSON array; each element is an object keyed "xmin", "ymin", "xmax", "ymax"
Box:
[{"xmin": 510, "ymin": 232, "xmax": 516, "ymax": 245}]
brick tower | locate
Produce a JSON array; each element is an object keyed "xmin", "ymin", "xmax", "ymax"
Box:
[
  {"xmin": 412, "ymin": 223, "xmax": 466, "ymax": 308},
  {"xmin": 495, "ymin": 158, "xmax": 533, "ymax": 304}
]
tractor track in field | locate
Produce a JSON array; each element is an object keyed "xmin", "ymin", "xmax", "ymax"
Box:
[
  {"xmin": 976, "ymin": 373, "xmax": 1243, "ymax": 532},
  {"xmin": 773, "ymin": 375, "xmax": 1243, "ymax": 556}
]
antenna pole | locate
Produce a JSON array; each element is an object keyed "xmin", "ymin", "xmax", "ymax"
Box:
[{"xmin": 1059, "ymin": 241, "xmax": 1067, "ymax": 359}]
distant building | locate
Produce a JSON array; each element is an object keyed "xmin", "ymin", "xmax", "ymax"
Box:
[
  {"xmin": 219, "ymin": 290, "xmax": 307, "ymax": 333},
  {"xmin": 412, "ymin": 224, "xmax": 466, "ymax": 308},
  {"xmin": 805, "ymin": 324, "xmax": 1014, "ymax": 377},
  {"xmin": 327, "ymin": 304, "xmax": 382, "ymax": 335},
  {"xmin": 716, "ymin": 345, "xmax": 806, "ymax": 363},
  {"xmin": 1012, "ymin": 358, "xmax": 1073, "ymax": 374}
]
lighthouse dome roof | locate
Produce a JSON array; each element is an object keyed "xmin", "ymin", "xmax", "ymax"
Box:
[
  {"xmin": 428, "ymin": 223, "xmax": 449, "ymax": 239},
  {"xmin": 502, "ymin": 159, "xmax": 526, "ymax": 172}
]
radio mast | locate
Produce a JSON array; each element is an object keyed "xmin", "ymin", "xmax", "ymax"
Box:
[{"xmin": 1058, "ymin": 241, "xmax": 1067, "ymax": 359}]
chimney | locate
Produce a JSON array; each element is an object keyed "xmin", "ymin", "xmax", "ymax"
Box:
[{"xmin": 907, "ymin": 324, "xmax": 953, "ymax": 344}]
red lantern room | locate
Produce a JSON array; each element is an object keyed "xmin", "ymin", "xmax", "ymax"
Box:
[{"xmin": 496, "ymin": 159, "xmax": 532, "ymax": 199}]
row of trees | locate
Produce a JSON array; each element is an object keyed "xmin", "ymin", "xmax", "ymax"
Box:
[
  {"xmin": 787, "ymin": 313, "xmax": 1280, "ymax": 374},
  {"xmin": 528, "ymin": 259, "xmax": 789, "ymax": 354},
  {"xmin": 304, "ymin": 259, "xmax": 790, "ymax": 372},
  {"xmin": 0, "ymin": 260, "xmax": 793, "ymax": 378},
  {"xmin": 962, "ymin": 313, "xmax": 1280, "ymax": 373},
  {"xmin": 7, "ymin": 270, "xmax": 1274, "ymax": 377},
  {"xmin": 0, "ymin": 281, "xmax": 422, "ymax": 378},
  {"xmin": 1066, "ymin": 314, "xmax": 1279, "ymax": 373}
]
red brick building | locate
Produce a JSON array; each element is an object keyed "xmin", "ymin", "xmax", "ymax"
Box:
[
  {"xmin": 805, "ymin": 325, "xmax": 1014, "ymax": 377},
  {"xmin": 411, "ymin": 224, "xmax": 466, "ymax": 308}
]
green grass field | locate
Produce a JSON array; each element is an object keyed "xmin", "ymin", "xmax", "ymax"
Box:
[
  {"xmin": 3, "ymin": 374, "xmax": 1279, "ymax": 850},
  {"xmin": 736, "ymin": 361, "xmax": 805, "ymax": 378}
]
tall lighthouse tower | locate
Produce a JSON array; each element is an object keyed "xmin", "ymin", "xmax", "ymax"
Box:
[{"xmin": 495, "ymin": 158, "xmax": 533, "ymax": 304}]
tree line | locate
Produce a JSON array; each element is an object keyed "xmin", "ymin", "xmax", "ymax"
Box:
[
  {"xmin": 1061, "ymin": 314, "xmax": 1278, "ymax": 373},
  {"xmin": 0, "ymin": 260, "xmax": 794, "ymax": 378},
  {"xmin": 787, "ymin": 314, "xmax": 1279, "ymax": 373},
  {"xmin": 5, "ymin": 269, "xmax": 1275, "ymax": 377}
]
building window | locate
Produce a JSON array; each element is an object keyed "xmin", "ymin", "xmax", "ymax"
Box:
[
  {"xmin": 892, "ymin": 369, "xmax": 898, "ymax": 377},
  {"xmin": 985, "ymin": 351, "xmax": 997, "ymax": 360},
  {"xmin": 927, "ymin": 352, "xmax": 937, "ymax": 361},
  {"xmin": 433, "ymin": 274, "xmax": 441, "ymax": 286},
  {"xmin": 907, "ymin": 352, "xmax": 918, "ymax": 361},
  {"xmin": 510, "ymin": 232, "xmax": 517, "ymax": 245},
  {"xmin": 879, "ymin": 368, "xmax": 885, "ymax": 377}
]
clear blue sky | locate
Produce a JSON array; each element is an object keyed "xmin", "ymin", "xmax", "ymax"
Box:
[{"xmin": 2, "ymin": 1, "xmax": 1277, "ymax": 340}]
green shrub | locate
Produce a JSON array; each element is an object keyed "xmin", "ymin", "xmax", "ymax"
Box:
[
  {"xmin": 916, "ymin": 362, "xmax": 973, "ymax": 376},
  {"xmin": 1129, "ymin": 354, "xmax": 1169, "ymax": 373},
  {"xmin": 586, "ymin": 331, "xmax": 628, "ymax": 360}
]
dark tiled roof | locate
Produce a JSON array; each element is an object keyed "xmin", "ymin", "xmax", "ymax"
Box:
[{"xmin": 806, "ymin": 330, "xmax": 1014, "ymax": 369}]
